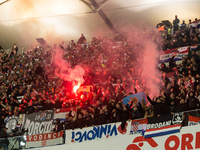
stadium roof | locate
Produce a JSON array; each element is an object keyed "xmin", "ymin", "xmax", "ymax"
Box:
[{"xmin": 0, "ymin": 0, "xmax": 199, "ymax": 49}]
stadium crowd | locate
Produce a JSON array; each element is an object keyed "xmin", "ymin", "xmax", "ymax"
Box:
[
  {"xmin": 0, "ymin": 16, "xmax": 200, "ymax": 132},
  {"xmin": 160, "ymin": 15, "xmax": 200, "ymax": 50}
]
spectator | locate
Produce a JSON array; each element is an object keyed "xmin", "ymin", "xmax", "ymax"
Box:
[
  {"xmin": 13, "ymin": 43, "xmax": 18, "ymax": 55},
  {"xmin": 77, "ymin": 33, "xmax": 86, "ymax": 44},
  {"xmin": 43, "ymin": 98, "xmax": 54, "ymax": 111},
  {"xmin": 173, "ymin": 15, "xmax": 180, "ymax": 32},
  {"xmin": 180, "ymin": 20, "xmax": 187, "ymax": 30},
  {"xmin": 24, "ymin": 101, "xmax": 35, "ymax": 114},
  {"xmin": 175, "ymin": 98, "xmax": 188, "ymax": 112},
  {"xmin": 52, "ymin": 118, "xmax": 63, "ymax": 132},
  {"xmin": 186, "ymin": 91, "xmax": 199, "ymax": 110},
  {"xmin": 8, "ymin": 47, "xmax": 16, "ymax": 59},
  {"xmin": 0, "ymin": 16, "xmax": 200, "ymax": 134},
  {"xmin": 146, "ymin": 93, "xmax": 167, "ymax": 117}
]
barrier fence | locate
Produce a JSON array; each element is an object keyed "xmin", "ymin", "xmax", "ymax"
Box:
[{"xmin": 1, "ymin": 108, "xmax": 200, "ymax": 150}]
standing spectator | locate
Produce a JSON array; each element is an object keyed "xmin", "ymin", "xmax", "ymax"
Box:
[
  {"xmin": 146, "ymin": 93, "xmax": 167, "ymax": 117},
  {"xmin": 13, "ymin": 43, "xmax": 18, "ymax": 55},
  {"xmin": 186, "ymin": 91, "xmax": 199, "ymax": 110},
  {"xmin": 180, "ymin": 20, "xmax": 187, "ymax": 30},
  {"xmin": 175, "ymin": 98, "xmax": 188, "ymax": 112},
  {"xmin": 173, "ymin": 15, "xmax": 180, "ymax": 32},
  {"xmin": 8, "ymin": 48, "xmax": 16, "ymax": 59},
  {"xmin": 77, "ymin": 33, "xmax": 86, "ymax": 44}
]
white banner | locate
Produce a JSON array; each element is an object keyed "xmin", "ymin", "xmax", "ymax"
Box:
[
  {"xmin": 26, "ymin": 131, "xmax": 63, "ymax": 148},
  {"xmin": 31, "ymin": 125, "xmax": 200, "ymax": 150},
  {"xmin": 65, "ymin": 121, "xmax": 131, "ymax": 143}
]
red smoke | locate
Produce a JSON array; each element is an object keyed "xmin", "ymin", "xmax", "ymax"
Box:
[{"xmin": 53, "ymin": 48, "xmax": 85, "ymax": 88}]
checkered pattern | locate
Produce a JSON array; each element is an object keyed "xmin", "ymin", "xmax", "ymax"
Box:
[{"xmin": 131, "ymin": 122, "xmax": 139, "ymax": 132}]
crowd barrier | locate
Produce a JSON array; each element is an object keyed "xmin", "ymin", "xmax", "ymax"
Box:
[{"xmin": 1, "ymin": 108, "xmax": 200, "ymax": 149}]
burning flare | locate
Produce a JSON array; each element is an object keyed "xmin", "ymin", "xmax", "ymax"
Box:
[{"xmin": 73, "ymin": 84, "xmax": 80, "ymax": 93}]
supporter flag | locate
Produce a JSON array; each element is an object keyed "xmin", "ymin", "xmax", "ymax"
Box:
[
  {"xmin": 26, "ymin": 131, "xmax": 63, "ymax": 148},
  {"xmin": 54, "ymin": 108, "xmax": 71, "ymax": 122},
  {"xmin": 77, "ymin": 85, "xmax": 91, "ymax": 93},
  {"xmin": 190, "ymin": 20, "xmax": 200, "ymax": 28},
  {"xmin": 188, "ymin": 115, "xmax": 200, "ymax": 126},
  {"xmin": 130, "ymin": 118, "xmax": 147, "ymax": 135},
  {"xmin": 122, "ymin": 92, "xmax": 146, "ymax": 106},
  {"xmin": 54, "ymin": 107, "xmax": 76, "ymax": 122},
  {"xmin": 144, "ymin": 112, "xmax": 183, "ymax": 138},
  {"xmin": 159, "ymin": 46, "xmax": 189, "ymax": 63},
  {"xmin": 190, "ymin": 45, "xmax": 198, "ymax": 51}
]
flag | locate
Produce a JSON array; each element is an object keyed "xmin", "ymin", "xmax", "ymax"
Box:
[
  {"xmin": 144, "ymin": 113, "xmax": 183, "ymax": 138},
  {"xmin": 54, "ymin": 108, "xmax": 73, "ymax": 122},
  {"xmin": 122, "ymin": 92, "xmax": 146, "ymax": 106},
  {"xmin": 190, "ymin": 20, "xmax": 200, "ymax": 28},
  {"xmin": 130, "ymin": 118, "xmax": 147, "ymax": 135},
  {"xmin": 188, "ymin": 115, "xmax": 200, "ymax": 126},
  {"xmin": 77, "ymin": 85, "xmax": 91, "ymax": 93},
  {"xmin": 159, "ymin": 46, "xmax": 189, "ymax": 63},
  {"xmin": 190, "ymin": 45, "xmax": 198, "ymax": 51},
  {"xmin": 144, "ymin": 124, "xmax": 181, "ymax": 138}
]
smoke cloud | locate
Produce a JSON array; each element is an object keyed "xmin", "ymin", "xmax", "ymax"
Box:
[
  {"xmin": 121, "ymin": 25, "xmax": 162, "ymax": 97},
  {"xmin": 53, "ymin": 48, "xmax": 85, "ymax": 87}
]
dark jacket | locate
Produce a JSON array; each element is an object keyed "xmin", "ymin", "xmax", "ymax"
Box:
[
  {"xmin": 24, "ymin": 106, "xmax": 35, "ymax": 114},
  {"xmin": 43, "ymin": 103, "xmax": 54, "ymax": 111},
  {"xmin": 174, "ymin": 102, "xmax": 188, "ymax": 112},
  {"xmin": 147, "ymin": 96, "xmax": 167, "ymax": 117}
]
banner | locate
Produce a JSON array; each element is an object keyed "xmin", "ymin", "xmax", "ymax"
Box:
[
  {"xmin": 22, "ymin": 110, "xmax": 54, "ymax": 135},
  {"xmin": 144, "ymin": 112, "xmax": 183, "ymax": 138},
  {"xmin": 122, "ymin": 92, "xmax": 146, "ymax": 106},
  {"xmin": 130, "ymin": 118, "xmax": 147, "ymax": 135},
  {"xmin": 159, "ymin": 46, "xmax": 189, "ymax": 63},
  {"xmin": 31, "ymin": 125, "xmax": 200, "ymax": 150},
  {"xmin": 26, "ymin": 131, "xmax": 63, "ymax": 148},
  {"xmin": 4, "ymin": 116, "xmax": 19, "ymax": 134},
  {"xmin": 188, "ymin": 115, "xmax": 200, "ymax": 126},
  {"xmin": 65, "ymin": 121, "xmax": 131, "ymax": 143}
]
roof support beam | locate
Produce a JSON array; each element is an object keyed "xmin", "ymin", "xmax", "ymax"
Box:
[
  {"xmin": 0, "ymin": 0, "xmax": 10, "ymax": 6},
  {"xmin": 81, "ymin": 0, "xmax": 117, "ymax": 34}
]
